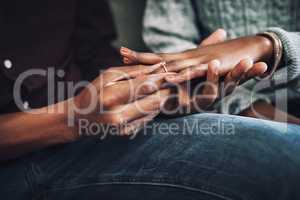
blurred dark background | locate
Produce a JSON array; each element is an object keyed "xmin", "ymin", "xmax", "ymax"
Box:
[{"xmin": 108, "ymin": 0, "xmax": 148, "ymax": 51}]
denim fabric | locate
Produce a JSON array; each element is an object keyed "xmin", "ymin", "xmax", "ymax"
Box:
[{"xmin": 1, "ymin": 114, "xmax": 300, "ymax": 200}]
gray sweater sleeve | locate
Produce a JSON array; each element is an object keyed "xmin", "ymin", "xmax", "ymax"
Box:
[
  {"xmin": 217, "ymin": 28, "xmax": 300, "ymax": 115},
  {"xmin": 143, "ymin": 0, "xmax": 200, "ymax": 53},
  {"xmin": 267, "ymin": 28, "xmax": 300, "ymax": 82}
]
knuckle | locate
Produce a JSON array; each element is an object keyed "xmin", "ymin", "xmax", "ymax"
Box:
[
  {"xmin": 166, "ymin": 60, "xmax": 179, "ymax": 69},
  {"xmin": 102, "ymin": 96, "xmax": 113, "ymax": 108},
  {"xmin": 139, "ymin": 82, "xmax": 157, "ymax": 94},
  {"xmin": 237, "ymin": 63, "xmax": 249, "ymax": 74},
  {"xmin": 101, "ymin": 88, "xmax": 118, "ymax": 108},
  {"xmin": 210, "ymin": 93, "xmax": 218, "ymax": 102},
  {"xmin": 158, "ymin": 54, "xmax": 167, "ymax": 61},
  {"xmin": 107, "ymin": 113, "xmax": 124, "ymax": 125},
  {"xmin": 105, "ymin": 67, "xmax": 116, "ymax": 73},
  {"xmin": 178, "ymin": 97, "xmax": 191, "ymax": 108},
  {"xmin": 105, "ymin": 67, "xmax": 125, "ymax": 76},
  {"xmin": 201, "ymin": 96, "xmax": 217, "ymax": 108},
  {"xmin": 137, "ymin": 64, "xmax": 147, "ymax": 69}
]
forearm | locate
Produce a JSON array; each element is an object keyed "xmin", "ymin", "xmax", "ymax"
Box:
[{"xmin": 0, "ymin": 99, "xmax": 78, "ymax": 161}]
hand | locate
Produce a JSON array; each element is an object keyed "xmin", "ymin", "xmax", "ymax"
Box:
[
  {"xmin": 175, "ymin": 30, "xmax": 268, "ymax": 113},
  {"xmin": 174, "ymin": 58, "xmax": 268, "ymax": 114},
  {"xmin": 72, "ymin": 62, "xmax": 173, "ymax": 136},
  {"xmin": 120, "ymin": 30, "xmax": 273, "ymax": 80},
  {"xmin": 120, "ymin": 29, "xmax": 269, "ymax": 114}
]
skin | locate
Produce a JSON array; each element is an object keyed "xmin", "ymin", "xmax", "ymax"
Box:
[
  {"xmin": 121, "ymin": 29, "xmax": 300, "ymax": 124},
  {"xmin": 1, "ymin": 30, "xmax": 298, "ymax": 161},
  {"xmin": 120, "ymin": 30, "xmax": 272, "ymax": 78},
  {"xmin": 0, "ymin": 63, "xmax": 175, "ymax": 161},
  {"xmin": 121, "ymin": 29, "xmax": 270, "ymax": 113}
]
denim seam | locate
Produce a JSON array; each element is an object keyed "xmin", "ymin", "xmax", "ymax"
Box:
[
  {"xmin": 28, "ymin": 163, "xmax": 47, "ymax": 200},
  {"xmin": 24, "ymin": 163, "xmax": 37, "ymax": 200},
  {"xmin": 46, "ymin": 181, "xmax": 235, "ymax": 200}
]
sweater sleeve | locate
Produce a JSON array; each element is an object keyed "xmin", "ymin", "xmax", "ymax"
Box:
[
  {"xmin": 216, "ymin": 28, "xmax": 300, "ymax": 115},
  {"xmin": 143, "ymin": 0, "xmax": 201, "ymax": 53},
  {"xmin": 267, "ymin": 28, "xmax": 300, "ymax": 82}
]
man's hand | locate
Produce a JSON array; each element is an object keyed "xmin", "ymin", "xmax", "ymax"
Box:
[
  {"xmin": 72, "ymin": 62, "xmax": 174, "ymax": 135},
  {"xmin": 0, "ymin": 62, "xmax": 175, "ymax": 161}
]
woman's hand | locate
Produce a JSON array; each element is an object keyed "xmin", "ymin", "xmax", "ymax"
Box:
[
  {"xmin": 72, "ymin": 63, "xmax": 174, "ymax": 136},
  {"xmin": 120, "ymin": 32, "xmax": 273, "ymax": 80}
]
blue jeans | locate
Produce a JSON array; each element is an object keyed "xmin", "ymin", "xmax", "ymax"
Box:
[{"xmin": 1, "ymin": 114, "xmax": 300, "ymax": 200}]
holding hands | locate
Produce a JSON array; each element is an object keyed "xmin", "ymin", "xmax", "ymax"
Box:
[
  {"xmin": 73, "ymin": 29, "xmax": 275, "ymax": 137},
  {"xmin": 120, "ymin": 29, "xmax": 273, "ymax": 113},
  {"xmin": 73, "ymin": 63, "xmax": 174, "ymax": 136}
]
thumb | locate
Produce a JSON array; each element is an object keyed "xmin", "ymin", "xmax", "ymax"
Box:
[{"xmin": 199, "ymin": 29, "xmax": 227, "ymax": 47}]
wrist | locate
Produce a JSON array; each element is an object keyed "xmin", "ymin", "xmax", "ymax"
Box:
[
  {"xmin": 65, "ymin": 95, "xmax": 97, "ymax": 139},
  {"xmin": 52, "ymin": 99, "xmax": 81, "ymax": 142},
  {"xmin": 256, "ymin": 32, "xmax": 283, "ymax": 78},
  {"xmin": 253, "ymin": 35, "xmax": 274, "ymax": 63}
]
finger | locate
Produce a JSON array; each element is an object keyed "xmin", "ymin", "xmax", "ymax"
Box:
[
  {"xmin": 101, "ymin": 89, "xmax": 171, "ymax": 125},
  {"xmin": 153, "ymin": 56, "xmax": 208, "ymax": 74},
  {"xmin": 244, "ymin": 62, "xmax": 268, "ymax": 80},
  {"xmin": 120, "ymin": 47, "xmax": 195, "ymax": 65},
  {"xmin": 224, "ymin": 58, "xmax": 253, "ymax": 94},
  {"xmin": 161, "ymin": 83, "xmax": 192, "ymax": 115},
  {"xmin": 193, "ymin": 60, "xmax": 220, "ymax": 110},
  {"xmin": 164, "ymin": 63, "xmax": 208, "ymax": 83},
  {"xmin": 225, "ymin": 58, "xmax": 253, "ymax": 83},
  {"xmin": 169, "ymin": 83, "xmax": 193, "ymax": 114},
  {"xmin": 177, "ymin": 83, "xmax": 192, "ymax": 109},
  {"xmin": 199, "ymin": 29, "xmax": 227, "ymax": 47},
  {"xmin": 120, "ymin": 47, "xmax": 163, "ymax": 65},
  {"xmin": 101, "ymin": 73, "xmax": 174, "ymax": 108},
  {"xmin": 119, "ymin": 111, "xmax": 159, "ymax": 136},
  {"xmin": 95, "ymin": 62, "xmax": 166, "ymax": 87}
]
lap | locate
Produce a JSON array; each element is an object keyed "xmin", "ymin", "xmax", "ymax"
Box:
[{"xmin": 1, "ymin": 114, "xmax": 300, "ymax": 200}]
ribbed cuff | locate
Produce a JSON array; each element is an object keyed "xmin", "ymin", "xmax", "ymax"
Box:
[{"xmin": 266, "ymin": 27, "xmax": 300, "ymax": 82}]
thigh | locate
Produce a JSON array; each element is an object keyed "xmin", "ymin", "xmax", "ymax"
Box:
[
  {"xmin": 0, "ymin": 157, "xmax": 36, "ymax": 199},
  {"xmin": 2, "ymin": 114, "xmax": 300, "ymax": 200}
]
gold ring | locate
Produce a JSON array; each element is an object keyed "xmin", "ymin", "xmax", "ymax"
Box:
[{"xmin": 162, "ymin": 62, "xmax": 168, "ymax": 73}]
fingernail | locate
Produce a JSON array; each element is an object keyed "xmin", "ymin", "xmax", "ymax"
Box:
[
  {"xmin": 209, "ymin": 60, "xmax": 221, "ymax": 73},
  {"xmin": 261, "ymin": 63, "xmax": 268, "ymax": 72},
  {"xmin": 243, "ymin": 57, "xmax": 254, "ymax": 71},
  {"xmin": 120, "ymin": 47, "xmax": 131, "ymax": 55},
  {"xmin": 211, "ymin": 59, "xmax": 221, "ymax": 67},
  {"xmin": 217, "ymin": 28, "xmax": 227, "ymax": 38},
  {"xmin": 247, "ymin": 58, "xmax": 254, "ymax": 66},
  {"xmin": 120, "ymin": 46, "xmax": 129, "ymax": 51},
  {"xmin": 123, "ymin": 57, "xmax": 131, "ymax": 64}
]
